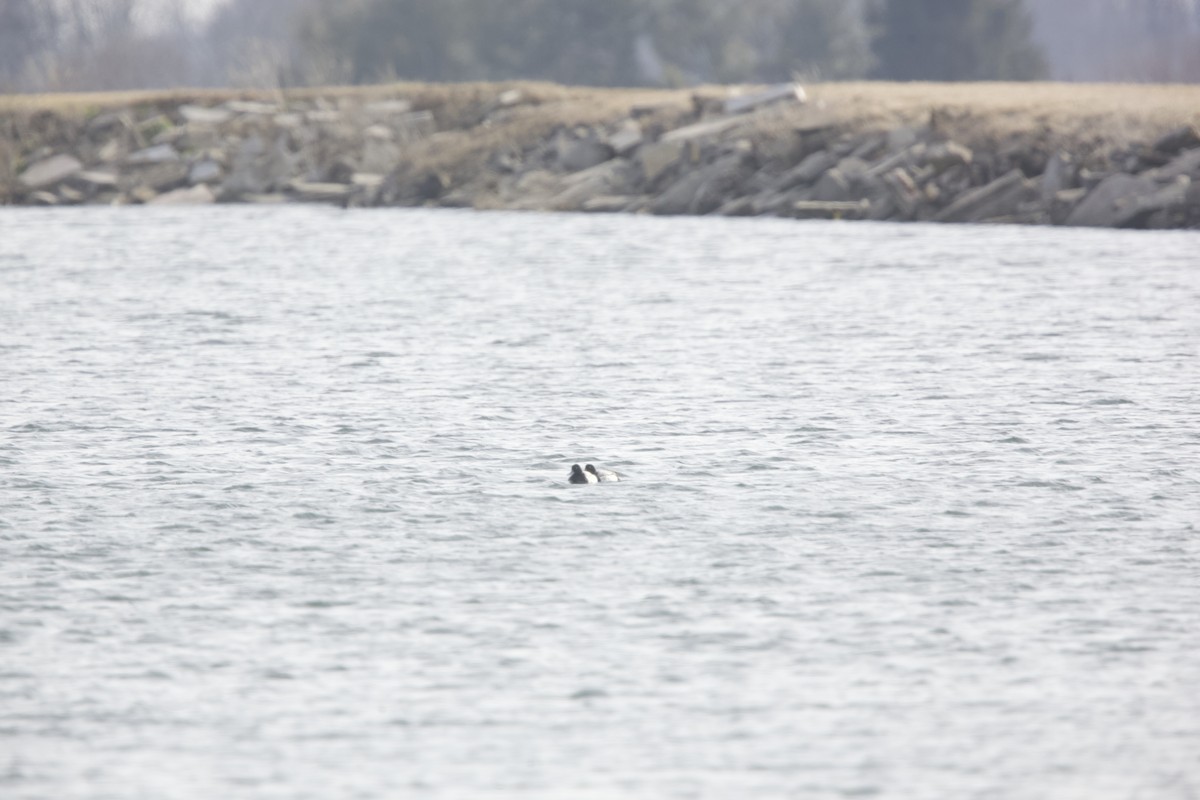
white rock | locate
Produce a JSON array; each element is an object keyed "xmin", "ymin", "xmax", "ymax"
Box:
[
  {"xmin": 364, "ymin": 124, "xmax": 394, "ymax": 141},
  {"xmin": 75, "ymin": 170, "xmax": 119, "ymax": 188},
  {"xmin": 305, "ymin": 110, "xmax": 342, "ymax": 124},
  {"xmin": 496, "ymin": 89, "xmax": 523, "ymax": 107},
  {"xmin": 19, "ymin": 154, "xmax": 83, "ymax": 189},
  {"xmin": 225, "ymin": 100, "xmax": 279, "ymax": 115},
  {"xmin": 148, "ymin": 185, "xmax": 216, "ymax": 205},
  {"xmin": 126, "ymin": 144, "xmax": 180, "ymax": 165},
  {"xmin": 1066, "ymin": 173, "xmax": 1158, "ymax": 227},
  {"xmin": 352, "ymin": 173, "xmax": 384, "ymax": 188},
  {"xmin": 179, "ymin": 105, "xmax": 233, "ymax": 125},
  {"xmin": 365, "ymin": 99, "xmax": 414, "ymax": 115},
  {"xmin": 661, "ymin": 116, "xmax": 745, "ymax": 144},
  {"xmin": 723, "ymin": 83, "xmax": 806, "ymax": 115}
]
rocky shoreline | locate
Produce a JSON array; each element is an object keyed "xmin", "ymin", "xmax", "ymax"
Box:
[{"xmin": 3, "ymin": 82, "xmax": 1200, "ymax": 229}]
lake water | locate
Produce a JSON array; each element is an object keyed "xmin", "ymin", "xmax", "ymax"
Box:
[{"xmin": 2, "ymin": 207, "xmax": 1198, "ymax": 799}]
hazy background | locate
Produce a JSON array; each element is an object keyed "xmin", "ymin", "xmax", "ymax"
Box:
[{"xmin": 2, "ymin": 0, "xmax": 1199, "ymax": 93}]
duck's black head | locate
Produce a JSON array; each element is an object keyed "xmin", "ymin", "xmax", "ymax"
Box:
[
  {"xmin": 569, "ymin": 464, "xmax": 588, "ymax": 484},
  {"xmin": 584, "ymin": 464, "xmax": 599, "ymax": 477}
]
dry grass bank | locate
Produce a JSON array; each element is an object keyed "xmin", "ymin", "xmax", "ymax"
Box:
[
  {"xmin": 4, "ymin": 79, "xmax": 1197, "ymax": 130},
  {"xmin": 795, "ymin": 82, "xmax": 1200, "ymax": 143}
]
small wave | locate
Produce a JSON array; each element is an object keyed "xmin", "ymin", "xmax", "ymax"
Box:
[{"xmin": 1016, "ymin": 480, "xmax": 1083, "ymax": 492}]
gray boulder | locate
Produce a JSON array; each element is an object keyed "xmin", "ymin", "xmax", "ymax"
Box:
[
  {"xmin": 223, "ymin": 134, "xmax": 296, "ymax": 197},
  {"xmin": 809, "ymin": 169, "xmax": 852, "ymax": 203},
  {"xmin": 1040, "ymin": 152, "xmax": 1074, "ymax": 204},
  {"xmin": 123, "ymin": 162, "xmax": 189, "ymax": 194},
  {"xmin": 550, "ymin": 159, "xmax": 638, "ymax": 211},
  {"xmin": 1153, "ymin": 125, "xmax": 1200, "ymax": 156},
  {"xmin": 777, "ymin": 150, "xmax": 837, "ymax": 190},
  {"xmin": 19, "ymin": 154, "xmax": 83, "ymax": 189},
  {"xmin": 126, "ymin": 144, "xmax": 180, "ymax": 166},
  {"xmin": 1066, "ymin": 173, "xmax": 1160, "ymax": 227},
  {"xmin": 934, "ymin": 169, "xmax": 1032, "ymax": 223},
  {"xmin": 557, "ymin": 137, "xmax": 614, "ymax": 173},
  {"xmin": 649, "ymin": 153, "xmax": 753, "ymax": 215},
  {"xmin": 188, "ymin": 160, "xmax": 223, "ymax": 185},
  {"xmin": 1154, "ymin": 147, "xmax": 1200, "ymax": 182}
]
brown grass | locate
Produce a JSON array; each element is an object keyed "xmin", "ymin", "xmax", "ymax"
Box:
[
  {"xmin": 4, "ymin": 79, "xmax": 1196, "ymax": 135},
  {"xmin": 797, "ymin": 82, "xmax": 1200, "ymax": 141}
]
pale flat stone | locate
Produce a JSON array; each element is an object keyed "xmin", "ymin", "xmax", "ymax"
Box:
[
  {"xmin": 305, "ymin": 110, "xmax": 342, "ymax": 124},
  {"xmin": 661, "ymin": 116, "xmax": 745, "ymax": 144},
  {"xmin": 364, "ymin": 124, "xmax": 394, "ymax": 141},
  {"xmin": 19, "ymin": 154, "xmax": 83, "ymax": 189},
  {"xmin": 495, "ymin": 90, "xmax": 523, "ymax": 108},
  {"xmin": 179, "ymin": 105, "xmax": 234, "ymax": 125},
  {"xmin": 225, "ymin": 100, "xmax": 279, "ymax": 114},
  {"xmin": 126, "ymin": 144, "xmax": 180, "ymax": 165},
  {"xmin": 723, "ymin": 83, "xmax": 805, "ymax": 115},
  {"xmin": 272, "ymin": 113, "xmax": 304, "ymax": 129},
  {"xmin": 75, "ymin": 170, "xmax": 119, "ymax": 188},
  {"xmin": 58, "ymin": 185, "xmax": 84, "ymax": 204},
  {"xmin": 352, "ymin": 173, "xmax": 384, "ymax": 188},
  {"xmin": 149, "ymin": 185, "xmax": 216, "ymax": 205},
  {"xmin": 365, "ymin": 99, "xmax": 414, "ymax": 115}
]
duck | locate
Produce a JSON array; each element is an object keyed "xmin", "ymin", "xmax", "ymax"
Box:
[
  {"xmin": 585, "ymin": 464, "xmax": 622, "ymax": 482},
  {"xmin": 569, "ymin": 464, "xmax": 598, "ymax": 484}
]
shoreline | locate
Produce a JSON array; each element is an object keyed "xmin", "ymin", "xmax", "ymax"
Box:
[{"xmin": 3, "ymin": 81, "xmax": 1199, "ymax": 229}]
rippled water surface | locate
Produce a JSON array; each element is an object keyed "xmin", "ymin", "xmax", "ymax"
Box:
[{"xmin": 2, "ymin": 207, "xmax": 1199, "ymax": 799}]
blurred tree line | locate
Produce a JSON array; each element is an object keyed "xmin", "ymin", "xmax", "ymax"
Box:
[
  {"xmin": 289, "ymin": 0, "xmax": 877, "ymax": 86},
  {"xmin": 2, "ymin": 0, "xmax": 1196, "ymax": 92}
]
